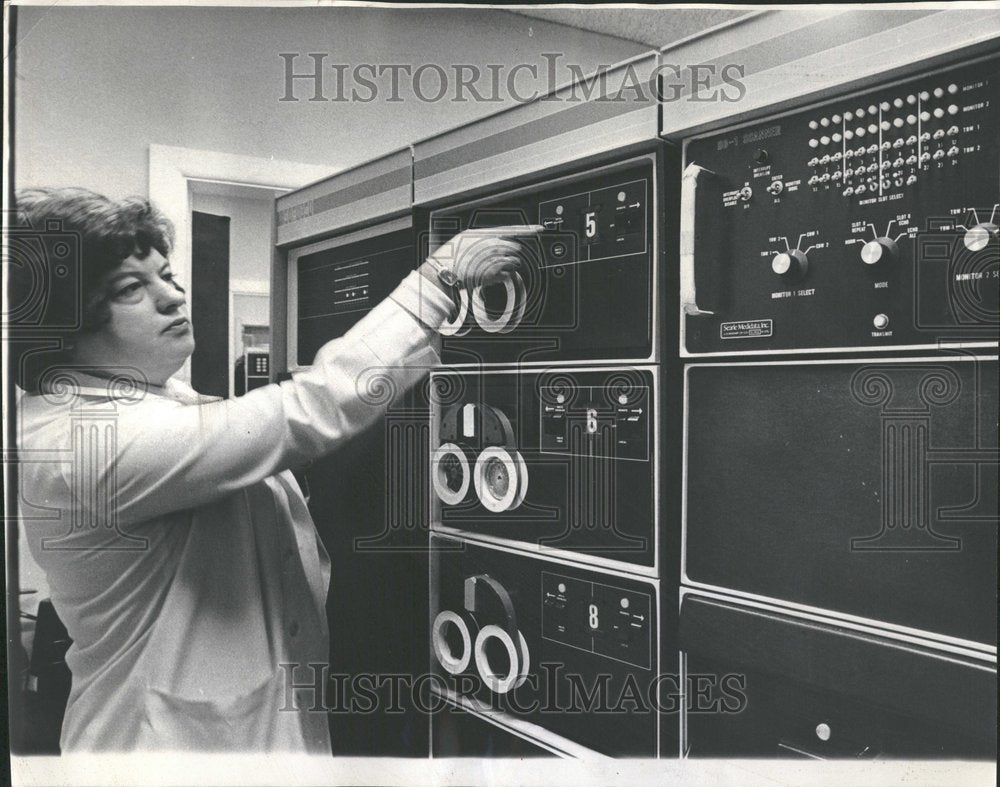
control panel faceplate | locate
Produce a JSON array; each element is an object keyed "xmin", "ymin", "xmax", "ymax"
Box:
[
  {"xmin": 430, "ymin": 367, "xmax": 656, "ymax": 568},
  {"xmin": 431, "ymin": 537, "xmax": 659, "ymax": 756},
  {"xmin": 428, "ymin": 158, "xmax": 657, "ymax": 364},
  {"xmin": 683, "ymin": 54, "xmax": 1000, "ymax": 354},
  {"xmin": 292, "ymin": 228, "xmax": 415, "ymax": 365}
]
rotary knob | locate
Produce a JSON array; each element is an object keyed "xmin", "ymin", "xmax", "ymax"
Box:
[
  {"xmin": 771, "ymin": 249, "xmax": 809, "ymax": 281},
  {"xmin": 860, "ymin": 238, "xmax": 899, "ymax": 267},
  {"xmin": 964, "ymin": 222, "xmax": 999, "ymax": 252}
]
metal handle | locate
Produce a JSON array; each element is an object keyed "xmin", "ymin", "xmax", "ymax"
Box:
[{"xmin": 680, "ymin": 162, "xmax": 715, "ymax": 317}]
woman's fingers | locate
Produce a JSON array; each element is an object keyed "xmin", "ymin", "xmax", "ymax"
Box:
[
  {"xmin": 473, "ymin": 255, "xmax": 522, "ymax": 286},
  {"xmin": 430, "ymin": 225, "xmax": 545, "ymax": 289},
  {"xmin": 462, "ymin": 224, "xmax": 545, "ymax": 237},
  {"xmin": 456, "ymin": 229, "xmax": 542, "ymax": 283}
]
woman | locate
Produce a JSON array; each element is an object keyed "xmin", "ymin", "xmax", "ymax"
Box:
[{"xmin": 13, "ymin": 187, "xmax": 537, "ymax": 752}]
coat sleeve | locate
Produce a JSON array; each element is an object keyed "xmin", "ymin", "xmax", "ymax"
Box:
[{"xmin": 71, "ymin": 271, "xmax": 454, "ymax": 526}]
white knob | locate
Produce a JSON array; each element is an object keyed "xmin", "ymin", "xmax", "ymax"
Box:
[
  {"xmin": 772, "ymin": 249, "xmax": 809, "ymax": 280},
  {"xmin": 861, "ymin": 238, "xmax": 899, "ymax": 266},
  {"xmin": 964, "ymin": 223, "xmax": 999, "ymax": 252}
]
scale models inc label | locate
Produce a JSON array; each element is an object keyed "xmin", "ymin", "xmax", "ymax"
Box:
[{"xmin": 720, "ymin": 319, "xmax": 772, "ymax": 339}]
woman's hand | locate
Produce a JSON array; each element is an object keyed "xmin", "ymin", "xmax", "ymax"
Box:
[{"xmin": 419, "ymin": 225, "xmax": 544, "ymax": 294}]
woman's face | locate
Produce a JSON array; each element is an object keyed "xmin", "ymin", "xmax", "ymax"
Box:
[{"xmin": 72, "ymin": 249, "xmax": 195, "ymax": 385}]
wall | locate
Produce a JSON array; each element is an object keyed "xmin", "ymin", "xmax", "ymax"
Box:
[{"xmin": 12, "ymin": 6, "xmax": 646, "ymax": 198}]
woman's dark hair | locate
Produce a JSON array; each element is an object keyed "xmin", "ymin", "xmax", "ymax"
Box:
[{"xmin": 9, "ymin": 187, "xmax": 176, "ymax": 390}]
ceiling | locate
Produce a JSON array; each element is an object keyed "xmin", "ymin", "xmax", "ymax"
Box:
[
  {"xmin": 510, "ymin": 6, "xmax": 748, "ymax": 49},
  {"xmin": 510, "ymin": 7, "xmax": 753, "ymax": 50}
]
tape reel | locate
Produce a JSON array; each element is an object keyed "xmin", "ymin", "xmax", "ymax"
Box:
[
  {"xmin": 474, "ymin": 446, "xmax": 520, "ymax": 513},
  {"xmin": 482, "ymin": 404, "xmax": 517, "ymax": 449},
  {"xmin": 431, "ymin": 610, "xmax": 476, "ymax": 675},
  {"xmin": 431, "ymin": 443, "xmax": 473, "ymax": 506},
  {"xmin": 472, "ymin": 406, "xmax": 528, "ymax": 513},
  {"xmin": 439, "ymin": 288, "xmax": 472, "ymax": 337},
  {"xmin": 511, "ymin": 449, "xmax": 529, "ymax": 509},
  {"xmin": 474, "ymin": 624, "xmax": 531, "ymax": 694},
  {"xmin": 471, "ymin": 271, "xmax": 527, "ymax": 334}
]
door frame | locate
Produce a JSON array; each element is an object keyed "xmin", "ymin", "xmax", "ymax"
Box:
[{"xmin": 149, "ymin": 144, "xmax": 336, "ymax": 381}]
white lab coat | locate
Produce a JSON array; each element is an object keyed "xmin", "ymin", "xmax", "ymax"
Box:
[{"xmin": 16, "ymin": 271, "xmax": 452, "ymax": 752}]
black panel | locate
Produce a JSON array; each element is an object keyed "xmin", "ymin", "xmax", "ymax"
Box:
[
  {"xmin": 19, "ymin": 600, "xmax": 72, "ymax": 754},
  {"xmin": 682, "ymin": 596, "xmax": 997, "ymax": 758},
  {"xmin": 430, "ymin": 538, "xmax": 661, "ymax": 757},
  {"xmin": 289, "ymin": 224, "xmax": 429, "ymax": 755},
  {"xmin": 684, "ymin": 54, "xmax": 1000, "ymax": 353},
  {"xmin": 432, "ymin": 367, "xmax": 656, "ymax": 567},
  {"xmin": 307, "ymin": 383, "xmax": 431, "ymax": 756},
  {"xmin": 429, "ymin": 159, "xmax": 659, "ymax": 364},
  {"xmin": 685, "ymin": 359, "xmax": 998, "ymax": 645},
  {"xmin": 296, "ymin": 227, "xmax": 415, "ymax": 365}
]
